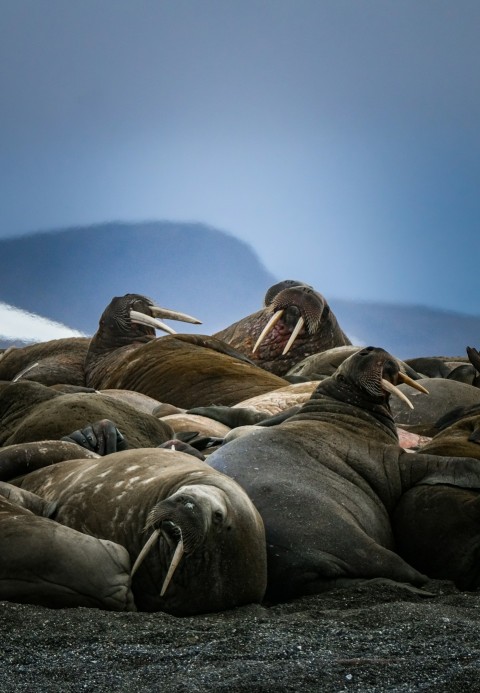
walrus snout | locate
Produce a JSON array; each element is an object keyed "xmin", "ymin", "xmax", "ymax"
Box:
[{"xmin": 146, "ymin": 496, "xmax": 206, "ymax": 554}]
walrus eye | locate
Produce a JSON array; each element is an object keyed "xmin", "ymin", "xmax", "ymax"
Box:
[
  {"xmin": 359, "ymin": 347, "xmax": 375, "ymax": 356},
  {"xmin": 213, "ymin": 509, "xmax": 224, "ymax": 525}
]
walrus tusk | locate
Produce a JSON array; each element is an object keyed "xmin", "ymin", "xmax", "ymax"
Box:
[
  {"xmin": 0, "ymin": 345, "xmax": 16, "ymax": 365},
  {"xmin": 150, "ymin": 306, "xmax": 202, "ymax": 325},
  {"xmin": 130, "ymin": 310, "xmax": 178, "ymax": 335},
  {"xmin": 160, "ymin": 537, "xmax": 185, "ymax": 596},
  {"xmin": 398, "ymin": 372, "xmax": 429, "ymax": 395},
  {"xmin": 252, "ymin": 310, "xmax": 284, "ymax": 353},
  {"xmin": 130, "ymin": 528, "xmax": 161, "ymax": 577},
  {"xmin": 282, "ymin": 316, "xmax": 305, "ymax": 356},
  {"xmin": 381, "ymin": 378, "xmax": 414, "ymax": 409},
  {"xmin": 12, "ymin": 362, "xmax": 40, "ymax": 382}
]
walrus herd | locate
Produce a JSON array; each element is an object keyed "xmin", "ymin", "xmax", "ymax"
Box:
[{"xmin": 2, "ymin": 280, "xmax": 480, "ymax": 616}]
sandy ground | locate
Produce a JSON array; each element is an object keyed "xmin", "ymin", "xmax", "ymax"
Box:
[{"xmin": 2, "ymin": 579, "xmax": 480, "ymax": 692}]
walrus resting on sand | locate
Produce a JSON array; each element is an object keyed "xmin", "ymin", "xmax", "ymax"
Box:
[
  {"xmin": 11, "ymin": 449, "xmax": 267, "ymax": 615},
  {"xmin": 207, "ymin": 346, "xmax": 480, "ymax": 601}
]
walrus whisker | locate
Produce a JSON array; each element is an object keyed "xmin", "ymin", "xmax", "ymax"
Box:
[
  {"xmin": 252, "ymin": 310, "xmax": 284, "ymax": 353},
  {"xmin": 381, "ymin": 378, "xmax": 414, "ymax": 409},
  {"xmin": 397, "ymin": 372, "xmax": 429, "ymax": 395},
  {"xmin": 160, "ymin": 536, "xmax": 185, "ymax": 596},
  {"xmin": 282, "ymin": 317, "xmax": 305, "ymax": 356},
  {"xmin": 149, "ymin": 306, "xmax": 202, "ymax": 325},
  {"xmin": 131, "ymin": 528, "xmax": 160, "ymax": 577},
  {"xmin": 130, "ymin": 309, "xmax": 177, "ymax": 335}
]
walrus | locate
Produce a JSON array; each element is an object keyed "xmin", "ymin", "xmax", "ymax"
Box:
[
  {"xmin": 389, "ymin": 378, "xmax": 480, "ymax": 436},
  {"xmin": 0, "ymin": 337, "xmax": 90, "ymax": 386},
  {"xmin": 12, "ymin": 449, "xmax": 267, "ymax": 615},
  {"xmin": 0, "ymin": 480, "xmax": 135, "ymax": 610},
  {"xmin": 207, "ymin": 346, "xmax": 480, "ymax": 601},
  {"xmin": 0, "ymin": 380, "xmax": 174, "ymax": 449},
  {"xmin": 213, "ymin": 280, "xmax": 351, "ymax": 376},
  {"xmin": 84, "ymin": 293, "xmax": 288, "ymax": 409},
  {"xmin": 393, "ymin": 484, "xmax": 480, "ymax": 590}
]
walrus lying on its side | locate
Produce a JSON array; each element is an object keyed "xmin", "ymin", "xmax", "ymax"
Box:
[{"xmin": 11, "ymin": 449, "xmax": 267, "ymax": 615}]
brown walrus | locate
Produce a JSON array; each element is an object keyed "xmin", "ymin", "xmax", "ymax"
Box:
[
  {"xmin": 213, "ymin": 280, "xmax": 351, "ymax": 376},
  {"xmin": 84, "ymin": 293, "xmax": 288, "ymax": 409}
]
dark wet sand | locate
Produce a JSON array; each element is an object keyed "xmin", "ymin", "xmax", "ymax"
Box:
[{"xmin": 3, "ymin": 579, "xmax": 480, "ymax": 692}]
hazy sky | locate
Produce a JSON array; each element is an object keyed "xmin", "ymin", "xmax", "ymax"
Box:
[{"xmin": 1, "ymin": 1, "xmax": 480, "ymax": 315}]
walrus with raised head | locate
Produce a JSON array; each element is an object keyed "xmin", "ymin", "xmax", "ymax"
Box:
[
  {"xmin": 207, "ymin": 346, "xmax": 480, "ymax": 600},
  {"xmin": 84, "ymin": 293, "xmax": 288, "ymax": 409},
  {"xmin": 214, "ymin": 280, "xmax": 351, "ymax": 376}
]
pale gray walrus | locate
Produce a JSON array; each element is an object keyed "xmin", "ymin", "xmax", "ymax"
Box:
[
  {"xmin": 206, "ymin": 346, "xmax": 480, "ymax": 601},
  {"xmin": 11, "ymin": 449, "xmax": 267, "ymax": 615}
]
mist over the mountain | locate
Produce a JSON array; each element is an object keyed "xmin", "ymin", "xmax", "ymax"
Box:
[{"xmin": 1, "ymin": 221, "xmax": 478, "ymax": 360}]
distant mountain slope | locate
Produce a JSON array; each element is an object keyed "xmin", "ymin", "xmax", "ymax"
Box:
[
  {"xmin": 0, "ymin": 220, "xmax": 478, "ymax": 360},
  {"xmin": 0, "ymin": 221, "xmax": 276, "ymax": 336},
  {"xmin": 330, "ymin": 299, "xmax": 480, "ymax": 360}
]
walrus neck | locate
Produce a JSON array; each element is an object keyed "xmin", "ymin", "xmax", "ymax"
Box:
[
  {"xmin": 301, "ymin": 377, "xmax": 398, "ymax": 438},
  {"xmin": 88, "ymin": 330, "xmax": 155, "ymax": 356}
]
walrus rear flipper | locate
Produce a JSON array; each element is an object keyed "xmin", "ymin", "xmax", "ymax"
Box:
[
  {"xmin": 265, "ymin": 540, "xmax": 427, "ymax": 602},
  {"xmin": 0, "ymin": 497, "xmax": 135, "ymax": 611}
]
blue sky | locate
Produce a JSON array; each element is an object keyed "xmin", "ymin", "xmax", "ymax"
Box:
[{"xmin": 1, "ymin": 0, "xmax": 480, "ymax": 316}]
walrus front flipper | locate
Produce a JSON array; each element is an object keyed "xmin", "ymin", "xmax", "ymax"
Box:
[
  {"xmin": 0, "ymin": 481, "xmax": 56, "ymax": 517},
  {"xmin": 0, "ymin": 495, "xmax": 135, "ymax": 611},
  {"xmin": 399, "ymin": 450, "xmax": 480, "ymax": 490},
  {"xmin": 61, "ymin": 419, "xmax": 129, "ymax": 455}
]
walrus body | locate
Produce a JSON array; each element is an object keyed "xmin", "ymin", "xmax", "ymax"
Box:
[
  {"xmin": 0, "ymin": 337, "xmax": 90, "ymax": 386},
  {"xmin": 14, "ymin": 449, "xmax": 267, "ymax": 615},
  {"xmin": 393, "ymin": 484, "xmax": 480, "ymax": 590},
  {"xmin": 0, "ymin": 481, "xmax": 134, "ymax": 611},
  {"xmin": 0, "ymin": 380, "xmax": 174, "ymax": 448},
  {"xmin": 208, "ymin": 347, "xmax": 480, "ymax": 600},
  {"xmin": 84, "ymin": 294, "xmax": 287, "ymax": 409}
]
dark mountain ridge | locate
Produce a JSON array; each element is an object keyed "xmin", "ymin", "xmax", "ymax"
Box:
[{"xmin": 0, "ymin": 221, "xmax": 478, "ymax": 360}]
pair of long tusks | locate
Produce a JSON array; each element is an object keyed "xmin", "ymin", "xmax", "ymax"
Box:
[
  {"xmin": 130, "ymin": 528, "xmax": 185, "ymax": 597},
  {"xmin": 130, "ymin": 307, "xmax": 202, "ymax": 337},
  {"xmin": 382, "ymin": 372, "xmax": 429, "ymax": 410},
  {"xmin": 253, "ymin": 310, "xmax": 305, "ymax": 356}
]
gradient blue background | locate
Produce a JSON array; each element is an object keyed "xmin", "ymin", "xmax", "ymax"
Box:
[{"xmin": 1, "ymin": 1, "xmax": 479, "ymax": 315}]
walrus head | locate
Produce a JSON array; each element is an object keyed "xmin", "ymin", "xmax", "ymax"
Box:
[
  {"xmin": 218, "ymin": 280, "xmax": 349, "ymax": 377},
  {"xmin": 85, "ymin": 294, "xmax": 202, "ymax": 385},
  {"xmin": 330, "ymin": 346, "xmax": 428, "ymax": 414},
  {"xmin": 130, "ymin": 477, "xmax": 267, "ymax": 615},
  {"xmin": 90, "ymin": 293, "xmax": 202, "ymax": 351}
]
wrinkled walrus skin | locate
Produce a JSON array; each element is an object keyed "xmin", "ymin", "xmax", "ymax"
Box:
[
  {"xmin": 0, "ymin": 482, "xmax": 135, "ymax": 611},
  {"xmin": 214, "ymin": 280, "xmax": 351, "ymax": 376},
  {"xmin": 13, "ymin": 449, "xmax": 267, "ymax": 615},
  {"xmin": 0, "ymin": 380, "xmax": 174, "ymax": 448},
  {"xmin": 208, "ymin": 346, "xmax": 480, "ymax": 601},
  {"xmin": 84, "ymin": 294, "xmax": 287, "ymax": 408}
]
